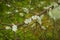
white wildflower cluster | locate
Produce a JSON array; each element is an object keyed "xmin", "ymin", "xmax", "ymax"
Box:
[
  {"xmin": 12, "ymin": 23, "xmax": 17, "ymax": 32},
  {"xmin": 23, "ymin": 7, "xmax": 29, "ymax": 13},
  {"xmin": 24, "ymin": 18, "xmax": 32, "ymax": 24},
  {"xmin": 5, "ymin": 26, "xmax": 11, "ymax": 30},
  {"xmin": 37, "ymin": 15, "xmax": 44, "ymax": 25},
  {"xmin": 19, "ymin": 13, "xmax": 24, "ymax": 17},
  {"xmin": 31, "ymin": 15, "xmax": 39, "ymax": 20},
  {"xmin": 5, "ymin": 23, "xmax": 18, "ymax": 32},
  {"xmin": 24, "ymin": 15, "xmax": 43, "ymax": 25},
  {"xmin": 6, "ymin": 4, "xmax": 11, "ymax": 7},
  {"xmin": 24, "ymin": 14, "xmax": 47, "ymax": 30},
  {"xmin": 24, "ymin": 15, "xmax": 39, "ymax": 24}
]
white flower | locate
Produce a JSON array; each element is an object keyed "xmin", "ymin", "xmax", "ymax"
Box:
[
  {"xmin": 31, "ymin": 15, "xmax": 39, "ymax": 20},
  {"xmin": 5, "ymin": 26, "xmax": 11, "ymax": 30},
  {"xmin": 41, "ymin": 26, "xmax": 46, "ymax": 30},
  {"xmin": 12, "ymin": 24, "xmax": 17, "ymax": 32},
  {"xmin": 24, "ymin": 18, "xmax": 32, "ymax": 24},
  {"xmin": 31, "ymin": 16, "xmax": 35, "ymax": 20},
  {"xmin": 40, "ymin": 15, "xmax": 44, "ymax": 19},
  {"xmin": 24, "ymin": 19, "xmax": 29, "ymax": 24},
  {"xmin": 23, "ymin": 8, "xmax": 29, "ymax": 13},
  {"xmin": 19, "ymin": 13, "xmax": 24, "ymax": 16},
  {"xmin": 6, "ymin": 4, "xmax": 11, "ymax": 7},
  {"xmin": 37, "ymin": 16, "xmax": 42, "ymax": 25},
  {"xmin": 15, "ymin": 10, "xmax": 19, "ymax": 12}
]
